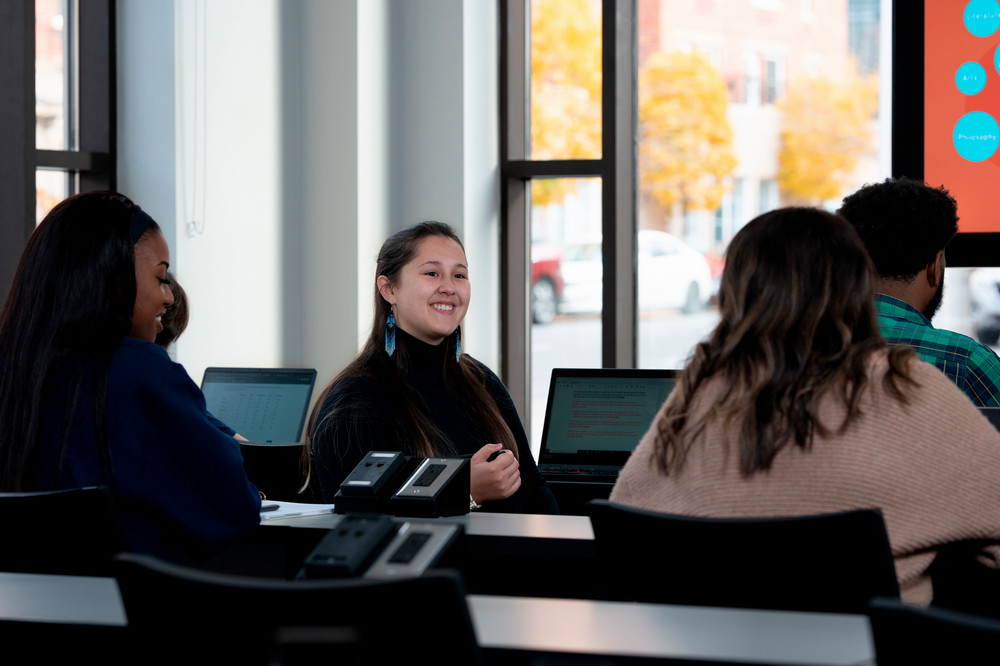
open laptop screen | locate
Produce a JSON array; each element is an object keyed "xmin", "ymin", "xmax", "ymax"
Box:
[
  {"xmin": 201, "ymin": 367, "xmax": 317, "ymax": 444},
  {"xmin": 538, "ymin": 368, "xmax": 677, "ymax": 468}
]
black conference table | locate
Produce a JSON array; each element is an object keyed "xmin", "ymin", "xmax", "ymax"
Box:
[{"xmin": 248, "ymin": 504, "xmax": 598, "ymax": 598}]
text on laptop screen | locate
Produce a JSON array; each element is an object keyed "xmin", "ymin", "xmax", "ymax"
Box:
[
  {"xmin": 543, "ymin": 373, "xmax": 675, "ymax": 457},
  {"xmin": 201, "ymin": 368, "xmax": 316, "ymax": 443}
]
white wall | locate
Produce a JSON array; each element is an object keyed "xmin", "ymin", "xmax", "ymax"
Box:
[
  {"xmin": 463, "ymin": 0, "xmax": 501, "ymax": 368},
  {"xmin": 387, "ymin": 0, "xmax": 500, "ymax": 368},
  {"xmin": 117, "ymin": 1, "xmax": 177, "ymax": 265},
  {"xmin": 174, "ymin": 0, "xmax": 285, "ymax": 379},
  {"xmin": 117, "ymin": 0, "xmax": 501, "ymax": 398}
]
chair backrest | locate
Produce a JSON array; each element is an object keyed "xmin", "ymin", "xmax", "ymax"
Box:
[
  {"xmin": 239, "ymin": 442, "xmax": 307, "ymax": 502},
  {"xmin": 587, "ymin": 499, "xmax": 899, "ymax": 613},
  {"xmin": 0, "ymin": 486, "xmax": 127, "ymax": 576},
  {"xmin": 113, "ymin": 552, "xmax": 482, "ymax": 666},
  {"xmin": 868, "ymin": 596, "xmax": 1000, "ymax": 665}
]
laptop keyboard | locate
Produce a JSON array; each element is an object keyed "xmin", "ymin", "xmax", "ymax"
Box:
[{"xmin": 540, "ymin": 464, "xmax": 621, "ymax": 480}]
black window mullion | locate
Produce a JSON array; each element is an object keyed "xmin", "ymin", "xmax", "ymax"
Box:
[
  {"xmin": 506, "ymin": 159, "xmax": 602, "ymax": 179},
  {"xmin": 37, "ymin": 149, "xmax": 111, "ymax": 172},
  {"xmin": 500, "ymin": 0, "xmax": 532, "ymax": 418},
  {"xmin": 0, "ymin": 0, "xmax": 35, "ymax": 295},
  {"xmin": 601, "ymin": 0, "xmax": 637, "ymax": 368},
  {"xmin": 77, "ymin": 0, "xmax": 115, "ymax": 192}
]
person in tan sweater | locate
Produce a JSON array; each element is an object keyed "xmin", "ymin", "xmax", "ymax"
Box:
[{"xmin": 611, "ymin": 207, "xmax": 1000, "ymax": 606}]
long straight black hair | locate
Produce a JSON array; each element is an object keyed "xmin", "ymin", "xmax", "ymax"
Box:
[
  {"xmin": 0, "ymin": 191, "xmax": 151, "ymax": 490},
  {"xmin": 303, "ymin": 222, "xmax": 517, "ymax": 489}
]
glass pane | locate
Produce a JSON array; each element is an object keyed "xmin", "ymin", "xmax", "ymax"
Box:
[
  {"xmin": 530, "ymin": 177, "xmax": 602, "ymax": 453},
  {"xmin": 36, "ymin": 0, "xmax": 71, "ymax": 151},
  {"xmin": 635, "ymin": 228, "xmax": 720, "ymax": 369},
  {"xmin": 636, "ymin": 0, "xmax": 882, "ymax": 368},
  {"xmin": 952, "ymin": 268, "xmax": 1000, "ymax": 353},
  {"xmin": 36, "ymin": 169, "xmax": 69, "ymax": 225},
  {"xmin": 529, "ymin": 0, "xmax": 602, "ymax": 160}
]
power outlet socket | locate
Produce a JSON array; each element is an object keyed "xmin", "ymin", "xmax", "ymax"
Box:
[
  {"xmin": 301, "ymin": 513, "xmax": 398, "ymax": 577},
  {"xmin": 339, "ymin": 451, "xmax": 407, "ymax": 497}
]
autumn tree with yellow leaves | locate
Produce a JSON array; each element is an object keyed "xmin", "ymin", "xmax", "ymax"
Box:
[
  {"xmin": 638, "ymin": 51, "xmax": 737, "ymax": 214},
  {"xmin": 530, "ymin": 2, "xmax": 737, "ymax": 213},
  {"xmin": 777, "ymin": 70, "xmax": 878, "ymax": 205},
  {"xmin": 529, "ymin": 0, "xmax": 602, "ymax": 206}
]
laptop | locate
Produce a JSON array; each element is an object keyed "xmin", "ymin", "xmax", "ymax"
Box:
[
  {"xmin": 201, "ymin": 367, "xmax": 317, "ymax": 444},
  {"xmin": 537, "ymin": 368, "xmax": 678, "ymax": 484}
]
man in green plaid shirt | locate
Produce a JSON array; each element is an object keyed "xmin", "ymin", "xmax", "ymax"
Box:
[{"xmin": 839, "ymin": 177, "xmax": 1000, "ymax": 407}]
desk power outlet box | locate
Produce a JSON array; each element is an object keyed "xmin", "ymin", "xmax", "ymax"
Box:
[
  {"xmin": 301, "ymin": 513, "xmax": 398, "ymax": 578},
  {"xmin": 334, "ymin": 453, "xmax": 421, "ymax": 515},
  {"xmin": 390, "ymin": 457, "xmax": 469, "ymax": 517},
  {"xmin": 338, "ymin": 451, "xmax": 408, "ymax": 498},
  {"xmin": 364, "ymin": 521, "xmax": 463, "ymax": 580}
]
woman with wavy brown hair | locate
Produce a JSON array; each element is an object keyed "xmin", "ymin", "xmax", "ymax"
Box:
[{"xmin": 611, "ymin": 207, "xmax": 1000, "ymax": 605}]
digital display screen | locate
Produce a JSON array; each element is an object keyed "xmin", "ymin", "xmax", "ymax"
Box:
[{"xmin": 924, "ymin": 1, "xmax": 1000, "ymax": 233}]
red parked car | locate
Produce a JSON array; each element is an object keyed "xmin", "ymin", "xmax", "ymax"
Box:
[{"xmin": 531, "ymin": 244, "xmax": 564, "ymax": 325}]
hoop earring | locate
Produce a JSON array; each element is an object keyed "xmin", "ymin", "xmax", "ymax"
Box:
[
  {"xmin": 454, "ymin": 327, "xmax": 461, "ymax": 362},
  {"xmin": 385, "ymin": 312, "xmax": 396, "ymax": 357}
]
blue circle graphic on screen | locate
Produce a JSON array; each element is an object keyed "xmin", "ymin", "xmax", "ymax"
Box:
[
  {"xmin": 996, "ymin": 43, "xmax": 1000, "ymax": 75},
  {"xmin": 966, "ymin": 0, "xmax": 1000, "ymax": 36},
  {"xmin": 958, "ymin": 62, "xmax": 988, "ymax": 94},
  {"xmin": 954, "ymin": 111, "xmax": 1000, "ymax": 162}
]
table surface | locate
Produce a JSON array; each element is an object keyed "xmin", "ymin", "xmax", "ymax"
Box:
[
  {"xmin": 0, "ymin": 571, "xmax": 874, "ymax": 665},
  {"xmin": 262, "ymin": 505, "xmax": 595, "ymax": 541},
  {"xmin": 0, "ymin": 572, "xmax": 126, "ymax": 626},
  {"xmin": 468, "ymin": 594, "xmax": 875, "ymax": 666}
]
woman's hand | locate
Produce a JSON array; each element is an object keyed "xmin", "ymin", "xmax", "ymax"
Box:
[{"xmin": 470, "ymin": 443, "xmax": 521, "ymax": 503}]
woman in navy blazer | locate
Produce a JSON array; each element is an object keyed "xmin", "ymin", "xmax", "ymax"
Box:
[{"xmin": 0, "ymin": 191, "xmax": 261, "ymax": 560}]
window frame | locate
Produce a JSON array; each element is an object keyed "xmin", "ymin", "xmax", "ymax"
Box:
[
  {"xmin": 0, "ymin": 0, "xmax": 116, "ymax": 295},
  {"xmin": 499, "ymin": 0, "xmax": 637, "ymax": 419}
]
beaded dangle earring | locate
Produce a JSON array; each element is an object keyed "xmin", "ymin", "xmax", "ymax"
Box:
[
  {"xmin": 385, "ymin": 311, "xmax": 396, "ymax": 357},
  {"xmin": 454, "ymin": 327, "xmax": 461, "ymax": 362}
]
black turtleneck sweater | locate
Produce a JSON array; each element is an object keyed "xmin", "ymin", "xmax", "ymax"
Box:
[{"xmin": 311, "ymin": 328, "xmax": 558, "ymax": 514}]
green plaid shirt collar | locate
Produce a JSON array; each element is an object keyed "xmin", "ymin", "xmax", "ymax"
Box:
[{"xmin": 875, "ymin": 293, "xmax": 932, "ymax": 328}]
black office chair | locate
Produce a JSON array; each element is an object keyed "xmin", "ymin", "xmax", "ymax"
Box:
[
  {"xmin": 0, "ymin": 485, "xmax": 127, "ymax": 575},
  {"xmin": 113, "ymin": 553, "xmax": 482, "ymax": 666},
  {"xmin": 240, "ymin": 441, "xmax": 309, "ymax": 502},
  {"xmin": 869, "ymin": 596, "xmax": 1000, "ymax": 665},
  {"xmin": 926, "ymin": 539, "xmax": 1000, "ymax": 618},
  {"xmin": 587, "ymin": 499, "xmax": 899, "ymax": 613}
]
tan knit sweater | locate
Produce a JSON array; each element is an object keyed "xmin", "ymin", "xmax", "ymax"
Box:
[{"xmin": 611, "ymin": 352, "xmax": 1000, "ymax": 605}]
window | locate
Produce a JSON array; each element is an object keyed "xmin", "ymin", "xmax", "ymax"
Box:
[
  {"xmin": 503, "ymin": 0, "xmax": 884, "ymax": 452},
  {"xmin": 0, "ymin": 0, "xmax": 116, "ymax": 293},
  {"xmin": 743, "ymin": 51, "xmax": 762, "ymax": 106},
  {"xmin": 501, "ymin": 0, "xmax": 636, "ymax": 451},
  {"xmin": 763, "ymin": 55, "xmax": 784, "ymax": 105},
  {"xmin": 759, "ymin": 179, "xmax": 779, "ymax": 214},
  {"xmin": 801, "ymin": 0, "xmax": 816, "ymax": 23}
]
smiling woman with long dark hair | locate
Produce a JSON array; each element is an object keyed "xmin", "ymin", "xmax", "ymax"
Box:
[
  {"xmin": 611, "ymin": 207, "xmax": 1000, "ymax": 606},
  {"xmin": 306, "ymin": 221, "xmax": 557, "ymax": 514},
  {"xmin": 0, "ymin": 191, "xmax": 260, "ymax": 559}
]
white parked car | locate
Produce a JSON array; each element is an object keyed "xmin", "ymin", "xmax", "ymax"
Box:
[{"xmin": 558, "ymin": 230, "xmax": 713, "ymax": 316}]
